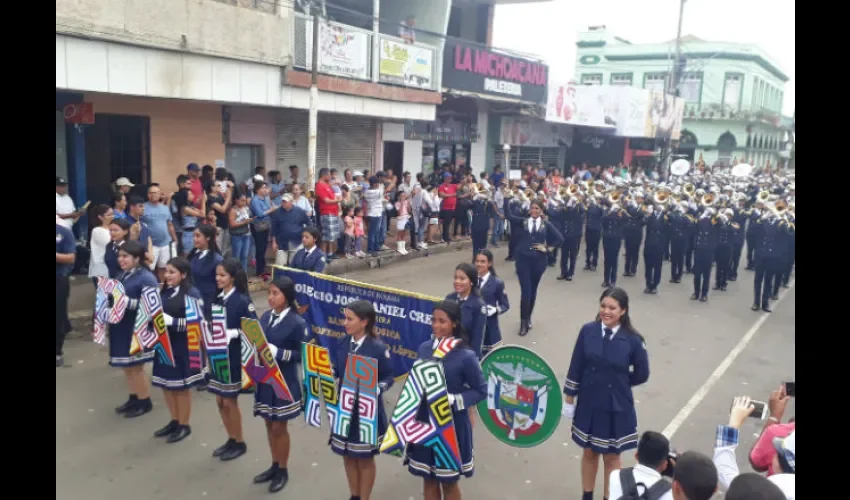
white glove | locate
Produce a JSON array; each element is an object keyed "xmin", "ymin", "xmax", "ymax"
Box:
[
  {"xmin": 567, "ymin": 198, "xmax": 577, "ymax": 208},
  {"xmin": 162, "ymin": 313, "xmax": 174, "ymax": 327},
  {"xmin": 754, "ymin": 208, "xmax": 762, "ymax": 217},
  {"xmin": 689, "ymin": 202, "xmax": 697, "ymax": 211},
  {"xmin": 629, "ymin": 200, "xmax": 637, "ymax": 209},
  {"xmin": 226, "ymin": 328, "xmax": 241, "ymax": 341},
  {"xmin": 268, "ymin": 344, "xmax": 279, "ymax": 358},
  {"xmin": 485, "ymin": 305, "xmax": 498, "ymax": 317},
  {"xmin": 719, "ymin": 215, "xmax": 729, "ymax": 224},
  {"xmin": 645, "ymin": 205, "xmax": 654, "ymax": 215},
  {"xmin": 562, "ymin": 402, "xmax": 576, "ymax": 419},
  {"xmin": 676, "ymin": 205, "xmax": 685, "ymax": 214}
]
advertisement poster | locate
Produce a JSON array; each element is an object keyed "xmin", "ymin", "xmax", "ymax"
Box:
[
  {"xmin": 272, "ymin": 267, "xmax": 440, "ymax": 376},
  {"xmin": 500, "ymin": 116, "xmax": 573, "ymax": 148},
  {"xmin": 379, "ymin": 38, "xmax": 435, "ymax": 90},
  {"xmin": 305, "ymin": 20, "xmax": 371, "ymax": 80}
]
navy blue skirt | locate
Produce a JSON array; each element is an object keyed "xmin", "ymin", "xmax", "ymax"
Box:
[
  {"xmin": 329, "ymin": 395, "xmax": 388, "ymax": 458},
  {"xmin": 253, "ymin": 369, "xmax": 303, "ymax": 422},
  {"xmin": 405, "ymin": 408, "xmax": 475, "ymax": 483},
  {"xmin": 571, "ymin": 402, "xmax": 638, "ymax": 455},
  {"xmin": 108, "ymin": 320, "xmax": 154, "ymax": 367},
  {"xmin": 151, "ymin": 328, "xmax": 205, "ymax": 390},
  {"xmin": 206, "ymin": 337, "xmax": 243, "ymax": 398}
]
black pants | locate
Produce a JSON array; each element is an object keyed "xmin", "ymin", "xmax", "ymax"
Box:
[
  {"xmin": 774, "ymin": 252, "xmax": 793, "ymax": 295},
  {"xmin": 409, "ymin": 219, "xmax": 418, "ymax": 250},
  {"xmin": 441, "ymin": 210, "xmax": 456, "ymax": 243},
  {"xmin": 670, "ymin": 237, "xmax": 686, "ymax": 280},
  {"xmin": 454, "ymin": 206, "xmax": 469, "ymax": 237},
  {"xmin": 508, "ymin": 224, "xmax": 522, "ymax": 259},
  {"xmin": 685, "ymin": 234, "xmax": 695, "ymax": 272},
  {"xmin": 602, "ymin": 236, "xmax": 621, "ymax": 285},
  {"xmin": 754, "ymin": 256, "xmax": 779, "ymax": 307},
  {"xmin": 624, "ymin": 230, "xmax": 643, "ymax": 275},
  {"xmin": 252, "ymin": 229, "xmax": 269, "ymax": 276},
  {"xmin": 745, "ymin": 233, "xmax": 758, "ymax": 268},
  {"xmin": 693, "ymin": 248, "xmax": 713, "ymax": 297},
  {"xmin": 517, "ymin": 256, "xmax": 547, "ymax": 321},
  {"xmin": 663, "ymin": 239, "xmax": 671, "ymax": 260},
  {"xmin": 548, "ymin": 247, "xmax": 558, "ymax": 266},
  {"xmin": 585, "ymin": 228, "xmax": 601, "ymax": 268},
  {"xmin": 779, "ymin": 247, "xmax": 795, "ymax": 286},
  {"xmin": 56, "ymin": 275, "xmax": 70, "ymax": 357},
  {"xmin": 644, "ymin": 246, "xmax": 664, "ymax": 290},
  {"xmin": 471, "ymin": 229, "xmax": 488, "ymax": 261},
  {"xmin": 730, "ymin": 241, "xmax": 745, "ymax": 278},
  {"xmin": 560, "ymin": 236, "xmax": 581, "ymax": 277},
  {"xmin": 714, "ymin": 244, "xmax": 732, "ymax": 288}
]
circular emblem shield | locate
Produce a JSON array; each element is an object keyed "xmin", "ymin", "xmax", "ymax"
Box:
[
  {"xmin": 579, "ymin": 54, "xmax": 601, "ymax": 65},
  {"xmin": 476, "ymin": 345, "xmax": 562, "ymax": 447}
]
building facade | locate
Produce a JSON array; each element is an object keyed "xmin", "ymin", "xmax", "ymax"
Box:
[{"xmin": 573, "ymin": 26, "xmax": 792, "ymax": 169}]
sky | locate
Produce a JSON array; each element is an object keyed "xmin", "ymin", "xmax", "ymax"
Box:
[{"xmin": 492, "ymin": 0, "xmax": 795, "ymax": 115}]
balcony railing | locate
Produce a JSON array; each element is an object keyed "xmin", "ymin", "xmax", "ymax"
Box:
[
  {"xmin": 683, "ymin": 103, "xmax": 783, "ymax": 126},
  {"xmin": 292, "ymin": 13, "xmax": 440, "ymax": 92}
]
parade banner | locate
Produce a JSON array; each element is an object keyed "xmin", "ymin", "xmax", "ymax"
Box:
[
  {"xmin": 241, "ymin": 318, "xmax": 294, "ymax": 401},
  {"xmin": 379, "ymin": 37, "xmax": 435, "ymax": 90},
  {"xmin": 476, "ymin": 345, "xmax": 562, "ymax": 447},
  {"xmin": 272, "ymin": 266, "xmax": 441, "ymax": 376}
]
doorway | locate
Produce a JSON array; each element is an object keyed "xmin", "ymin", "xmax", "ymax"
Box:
[
  {"xmin": 85, "ymin": 114, "xmax": 151, "ymax": 205},
  {"xmin": 383, "ymin": 141, "xmax": 404, "ymax": 178},
  {"xmin": 226, "ymin": 144, "xmax": 263, "ymax": 188}
]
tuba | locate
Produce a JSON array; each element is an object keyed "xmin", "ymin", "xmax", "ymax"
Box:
[
  {"xmin": 567, "ymin": 184, "xmax": 580, "ymax": 197},
  {"xmin": 608, "ymin": 190, "xmax": 623, "ymax": 205},
  {"xmin": 654, "ymin": 190, "xmax": 670, "ymax": 207},
  {"xmin": 701, "ymin": 193, "xmax": 716, "ymax": 207},
  {"xmin": 757, "ymin": 190, "xmax": 770, "ymax": 203},
  {"xmin": 774, "ymin": 199, "xmax": 788, "ymax": 216},
  {"xmin": 683, "ymin": 183, "xmax": 696, "ymax": 197}
]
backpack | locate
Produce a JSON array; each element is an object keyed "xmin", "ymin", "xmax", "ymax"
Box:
[{"xmin": 616, "ymin": 467, "xmax": 672, "ymax": 500}]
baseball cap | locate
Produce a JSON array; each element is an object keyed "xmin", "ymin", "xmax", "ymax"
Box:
[
  {"xmin": 187, "ymin": 163, "xmax": 200, "ymax": 171},
  {"xmin": 772, "ymin": 430, "xmax": 795, "ymax": 473},
  {"xmin": 281, "ymin": 194, "xmax": 294, "ymax": 203},
  {"xmin": 115, "ymin": 177, "xmax": 135, "ymax": 188},
  {"xmin": 56, "ymin": 176, "xmax": 68, "ymax": 186},
  {"xmin": 253, "ymin": 174, "xmax": 264, "ymax": 182}
]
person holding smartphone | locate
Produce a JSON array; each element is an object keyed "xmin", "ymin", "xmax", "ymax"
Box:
[{"xmin": 228, "ymin": 193, "xmax": 255, "ymax": 271}]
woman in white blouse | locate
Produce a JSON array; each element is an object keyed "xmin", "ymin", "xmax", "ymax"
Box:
[
  {"xmin": 291, "ymin": 184, "xmax": 314, "ymax": 222},
  {"xmin": 88, "ymin": 204, "xmax": 114, "ymax": 282}
]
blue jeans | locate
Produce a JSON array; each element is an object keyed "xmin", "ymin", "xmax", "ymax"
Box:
[
  {"xmin": 230, "ymin": 233, "xmax": 251, "ymax": 270},
  {"xmin": 367, "ymin": 216, "xmax": 382, "ymax": 253},
  {"xmin": 491, "ymin": 214, "xmax": 505, "ymax": 244}
]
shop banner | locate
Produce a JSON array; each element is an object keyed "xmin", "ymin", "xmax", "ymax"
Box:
[
  {"xmin": 545, "ymin": 83, "xmax": 685, "ymax": 140},
  {"xmin": 500, "ymin": 116, "xmax": 572, "ymax": 148},
  {"xmin": 379, "ymin": 38, "xmax": 435, "ymax": 90},
  {"xmin": 305, "ymin": 20, "xmax": 371, "ymax": 80},
  {"xmin": 443, "ymin": 39, "xmax": 548, "ymax": 103},
  {"xmin": 272, "ymin": 266, "xmax": 440, "ymax": 376}
]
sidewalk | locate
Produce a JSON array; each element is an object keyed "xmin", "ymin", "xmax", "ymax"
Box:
[{"xmin": 66, "ymin": 236, "xmax": 475, "ymax": 324}]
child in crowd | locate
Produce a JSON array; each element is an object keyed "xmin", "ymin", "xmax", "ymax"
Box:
[
  {"xmin": 353, "ymin": 207, "xmax": 365, "ymax": 258},
  {"xmin": 343, "ymin": 207, "xmax": 356, "ymax": 259},
  {"xmin": 395, "ymin": 191, "xmax": 412, "ymax": 255}
]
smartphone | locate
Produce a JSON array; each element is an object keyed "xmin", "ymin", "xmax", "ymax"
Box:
[
  {"xmin": 784, "ymin": 382, "xmax": 795, "ymax": 397},
  {"xmin": 731, "ymin": 399, "xmax": 768, "ymax": 420}
]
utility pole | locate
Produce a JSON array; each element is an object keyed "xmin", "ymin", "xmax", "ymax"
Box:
[
  {"xmin": 307, "ymin": 10, "xmax": 320, "ymax": 190},
  {"xmin": 662, "ymin": 0, "xmax": 686, "ymax": 176}
]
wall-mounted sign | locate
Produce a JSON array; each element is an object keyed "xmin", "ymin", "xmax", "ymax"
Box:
[
  {"xmin": 379, "ymin": 38, "xmax": 435, "ymax": 90},
  {"xmin": 579, "ymin": 55, "xmax": 601, "ymax": 65},
  {"xmin": 405, "ymin": 117, "xmax": 477, "ymax": 142},
  {"xmin": 500, "ymin": 116, "xmax": 572, "ymax": 148},
  {"xmin": 442, "ymin": 40, "xmax": 548, "ymax": 103},
  {"xmin": 304, "ymin": 20, "xmax": 371, "ymax": 80}
]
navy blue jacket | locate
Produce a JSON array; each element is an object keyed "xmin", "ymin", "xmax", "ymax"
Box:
[
  {"xmin": 291, "ymin": 246, "xmax": 326, "ymax": 273},
  {"xmin": 446, "ymin": 292, "xmax": 487, "ymax": 358},
  {"xmin": 478, "ymin": 274, "xmax": 510, "ymax": 353},
  {"xmin": 644, "ymin": 213, "xmax": 668, "ymax": 249},
  {"xmin": 668, "ymin": 212, "xmax": 691, "ymax": 241},
  {"xmin": 259, "ymin": 308, "xmax": 307, "ymax": 394},
  {"xmin": 563, "ymin": 321, "xmax": 649, "ymax": 412},
  {"xmin": 602, "ymin": 211, "xmax": 625, "ymax": 239},
  {"xmin": 416, "ymin": 340, "xmax": 486, "ymax": 412},
  {"xmin": 755, "ymin": 219, "xmax": 788, "ymax": 260},
  {"xmin": 470, "ymin": 199, "xmax": 493, "ymax": 233},
  {"xmin": 503, "ymin": 205, "xmax": 565, "ymax": 262},
  {"xmin": 189, "ymin": 249, "xmax": 224, "ymax": 303},
  {"xmin": 331, "ymin": 334, "xmax": 395, "ymax": 433},
  {"xmin": 271, "ymin": 205, "xmax": 311, "ymax": 247},
  {"xmin": 693, "ymin": 217, "xmax": 719, "ymax": 251},
  {"xmin": 561, "ymin": 204, "xmax": 586, "ymax": 238},
  {"xmin": 56, "ymin": 223, "xmax": 76, "ymax": 277},
  {"xmin": 585, "ymin": 205, "xmax": 603, "ymax": 231},
  {"xmin": 104, "ymin": 241, "xmax": 124, "ymax": 279}
]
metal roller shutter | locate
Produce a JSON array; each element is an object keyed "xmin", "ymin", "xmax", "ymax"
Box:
[
  {"xmin": 491, "ymin": 146, "xmax": 565, "ymax": 170},
  {"xmin": 276, "ymin": 110, "xmax": 375, "ymax": 176},
  {"xmin": 276, "ymin": 109, "xmax": 309, "ymax": 172}
]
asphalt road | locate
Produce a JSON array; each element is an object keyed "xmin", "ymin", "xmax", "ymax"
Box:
[{"xmin": 56, "ymin": 244, "xmax": 795, "ymax": 500}]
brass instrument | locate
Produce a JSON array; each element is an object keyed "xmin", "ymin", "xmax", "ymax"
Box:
[
  {"xmin": 701, "ymin": 193, "xmax": 716, "ymax": 207},
  {"xmin": 774, "ymin": 199, "xmax": 788, "ymax": 216},
  {"xmin": 683, "ymin": 183, "xmax": 696, "ymax": 197},
  {"xmin": 654, "ymin": 191, "xmax": 670, "ymax": 205},
  {"xmin": 757, "ymin": 190, "xmax": 770, "ymax": 203},
  {"xmin": 608, "ymin": 190, "xmax": 623, "ymax": 206},
  {"xmin": 567, "ymin": 184, "xmax": 580, "ymax": 196}
]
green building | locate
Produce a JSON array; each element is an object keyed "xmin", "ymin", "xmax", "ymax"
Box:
[{"xmin": 574, "ymin": 26, "xmax": 793, "ymax": 169}]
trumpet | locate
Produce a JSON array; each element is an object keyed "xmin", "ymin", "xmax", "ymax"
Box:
[{"xmin": 608, "ymin": 190, "xmax": 624, "ymax": 206}]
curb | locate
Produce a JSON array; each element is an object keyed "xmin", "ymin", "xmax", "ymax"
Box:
[{"xmin": 67, "ymin": 238, "xmax": 474, "ymax": 319}]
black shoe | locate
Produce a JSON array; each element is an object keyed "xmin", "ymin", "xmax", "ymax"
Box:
[
  {"xmin": 591, "ymin": 266, "xmax": 597, "ymax": 272},
  {"xmin": 518, "ymin": 320, "xmax": 529, "ymax": 337},
  {"xmin": 166, "ymin": 425, "xmax": 192, "ymax": 443},
  {"xmin": 690, "ymin": 293, "xmax": 699, "ymax": 301},
  {"xmin": 124, "ymin": 398, "xmax": 152, "ymax": 419},
  {"xmin": 213, "ymin": 438, "xmax": 235, "ymax": 457},
  {"xmin": 583, "ymin": 265, "xmax": 591, "ymax": 271},
  {"xmin": 547, "ymin": 262, "xmax": 556, "ymax": 267},
  {"xmin": 771, "ymin": 294, "xmax": 779, "ymax": 301},
  {"xmin": 269, "ymin": 468, "xmax": 289, "ymax": 493},
  {"xmin": 685, "ymin": 269, "xmax": 692, "ymax": 274},
  {"xmin": 712, "ymin": 285, "xmax": 721, "ymax": 291},
  {"xmin": 154, "ymin": 420, "xmax": 178, "ymax": 438},
  {"xmin": 254, "ymin": 464, "xmax": 279, "ymax": 484},
  {"xmin": 556, "ymin": 275, "xmax": 567, "ymax": 280},
  {"xmin": 643, "ymin": 288, "xmax": 652, "ymax": 294},
  {"xmin": 699, "ymin": 295, "xmax": 708, "ymax": 302},
  {"xmin": 729, "ymin": 276, "xmax": 737, "ymax": 282},
  {"xmin": 115, "ymin": 395, "xmax": 138, "ymax": 414},
  {"xmin": 56, "ymin": 355, "xmax": 64, "ymax": 367},
  {"xmin": 762, "ymin": 306, "xmax": 772, "ymax": 313},
  {"xmin": 196, "ymin": 383, "xmax": 207, "ymax": 392},
  {"xmin": 751, "ymin": 304, "xmax": 761, "ymax": 311},
  {"xmin": 220, "ymin": 441, "xmax": 247, "ymax": 461},
  {"xmin": 745, "ymin": 266, "xmax": 754, "ymax": 271},
  {"xmin": 601, "ymin": 282, "xmax": 610, "ymax": 288},
  {"xmin": 528, "ymin": 320, "xmax": 533, "ymax": 330},
  {"xmin": 782, "ymin": 283, "xmax": 790, "ymax": 289},
  {"xmin": 505, "ymin": 257, "xmax": 515, "ymax": 262},
  {"xmin": 566, "ymin": 275, "xmax": 573, "ymax": 281},
  {"xmin": 720, "ymin": 286, "xmax": 727, "ymax": 292},
  {"xmin": 610, "ymin": 281, "xmax": 617, "ymax": 287},
  {"xmin": 649, "ymin": 288, "xmax": 658, "ymax": 295}
]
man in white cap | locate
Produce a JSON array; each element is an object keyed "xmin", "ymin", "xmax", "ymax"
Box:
[{"xmin": 114, "ymin": 177, "xmax": 135, "ymax": 194}]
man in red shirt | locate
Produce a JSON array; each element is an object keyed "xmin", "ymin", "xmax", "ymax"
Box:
[
  {"xmin": 315, "ymin": 167, "xmax": 341, "ymax": 259},
  {"xmin": 437, "ymin": 172, "xmax": 458, "ymax": 243},
  {"xmin": 187, "ymin": 163, "xmax": 204, "ymax": 209}
]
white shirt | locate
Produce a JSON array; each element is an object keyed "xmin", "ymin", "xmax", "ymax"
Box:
[
  {"xmin": 304, "ymin": 245, "xmax": 316, "ymax": 258},
  {"xmin": 478, "ymin": 272, "xmax": 490, "ymax": 289},
  {"xmin": 218, "ymin": 287, "xmax": 236, "ymax": 303},
  {"xmin": 527, "ymin": 217, "xmax": 542, "ymax": 233},
  {"xmin": 198, "ymin": 249, "xmax": 208, "ymax": 260},
  {"xmin": 601, "ymin": 323, "xmax": 621, "ymax": 340},
  {"xmin": 56, "ymin": 193, "xmax": 76, "ymax": 229},
  {"xmin": 88, "ymin": 227, "xmax": 111, "ymax": 278},
  {"xmin": 364, "ymin": 186, "xmax": 386, "ymax": 218},
  {"xmin": 293, "ymin": 196, "xmax": 313, "ymax": 216},
  {"xmin": 269, "ymin": 307, "xmax": 290, "ymax": 328},
  {"xmin": 608, "ymin": 465, "xmax": 673, "ymax": 500},
  {"xmin": 350, "ymin": 335, "xmax": 366, "ymax": 352},
  {"xmin": 714, "ymin": 440, "xmax": 795, "ymax": 499}
]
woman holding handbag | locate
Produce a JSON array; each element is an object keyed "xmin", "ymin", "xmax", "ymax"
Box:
[{"xmin": 250, "ymin": 181, "xmax": 278, "ymax": 280}]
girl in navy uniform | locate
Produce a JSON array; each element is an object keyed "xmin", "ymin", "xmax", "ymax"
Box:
[
  {"xmin": 188, "ymin": 224, "xmax": 223, "ymax": 318},
  {"xmin": 470, "ymin": 193, "xmax": 493, "ymax": 261},
  {"xmin": 601, "ymin": 203, "xmax": 625, "ymax": 288},
  {"xmin": 108, "ymin": 241, "xmax": 158, "ymax": 418},
  {"xmin": 691, "ymin": 208, "xmax": 718, "ymax": 302},
  {"xmin": 151, "ymin": 257, "xmax": 205, "ymax": 443},
  {"xmin": 405, "ymin": 300, "xmax": 487, "ymax": 500},
  {"xmin": 475, "ymin": 249, "xmax": 509, "ymax": 355},
  {"xmin": 562, "ymin": 287, "xmax": 650, "ymax": 500},
  {"xmin": 504, "ymin": 199, "xmax": 564, "ymax": 336},
  {"xmin": 252, "ymin": 277, "xmax": 306, "ymax": 493},
  {"xmin": 105, "ymin": 218, "xmax": 131, "ymax": 279},
  {"xmin": 208, "ymin": 258, "xmax": 256, "ymax": 462},
  {"xmin": 290, "ymin": 227, "xmax": 327, "ymax": 273},
  {"xmin": 330, "ymin": 300, "xmax": 395, "ymax": 500},
  {"xmin": 446, "ymin": 262, "xmax": 487, "ymax": 358},
  {"xmin": 584, "ymin": 198, "xmax": 603, "ymax": 271}
]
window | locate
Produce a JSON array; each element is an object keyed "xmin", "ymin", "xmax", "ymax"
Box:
[
  {"xmin": 610, "ymin": 73, "xmax": 633, "ymax": 86},
  {"xmin": 644, "ymin": 73, "xmax": 667, "ymax": 92},
  {"xmin": 778, "ymin": 91, "xmax": 784, "ymax": 112},
  {"xmin": 678, "ymin": 72, "xmax": 702, "ymax": 103},
  {"xmin": 722, "ymin": 73, "xmax": 743, "ymax": 111},
  {"xmin": 752, "ymin": 77, "xmax": 760, "ymax": 108},
  {"xmin": 580, "ymin": 74, "xmax": 603, "ymax": 85}
]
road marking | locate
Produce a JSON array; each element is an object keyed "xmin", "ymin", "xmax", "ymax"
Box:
[{"xmin": 661, "ymin": 279, "xmax": 795, "ymax": 439}]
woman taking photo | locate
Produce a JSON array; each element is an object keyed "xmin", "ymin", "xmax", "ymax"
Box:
[
  {"xmin": 250, "ymin": 181, "xmax": 278, "ymax": 279},
  {"xmin": 405, "ymin": 300, "xmax": 487, "ymax": 500},
  {"xmin": 446, "ymin": 263, "xmax": 486, "ymax": 358},
  {"xmin": 562, "ymin": 287, "xmax": 650, "ymax": 500},
  {"xmin": 503, "ymin": 198, "xmax": 564, "ymax": 336},
  {"xmin": 208, "ymin": 257, "xmax": 256, "ymax": 462},
  {"xmin": 330, "ymin": 300, "xmax": 395, "ymax": 500},
  {"xmin": 106, "ymin": 219, "xmax": 132, "ymax": 279},
  {"xmin": 228, "ymin": 193, "xmax": 254, "ymax": 271},
  {"xmin": 107, "ymin": 241, "xmax": 158, "ymax": 418},
  {"xmin": 290, "ymin": 227, "xmax": 327, "ymax": 273},
  {"xmin": 151, "ymin": 257, "xmax": 205, "ymax": 443},
  {"xmin": 474, "ymin": 249, "xmax": 509, "ymax": 355},
  {"xmin": 252, "ymin": 277, "xmax": 307, "ymax": 493}
]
